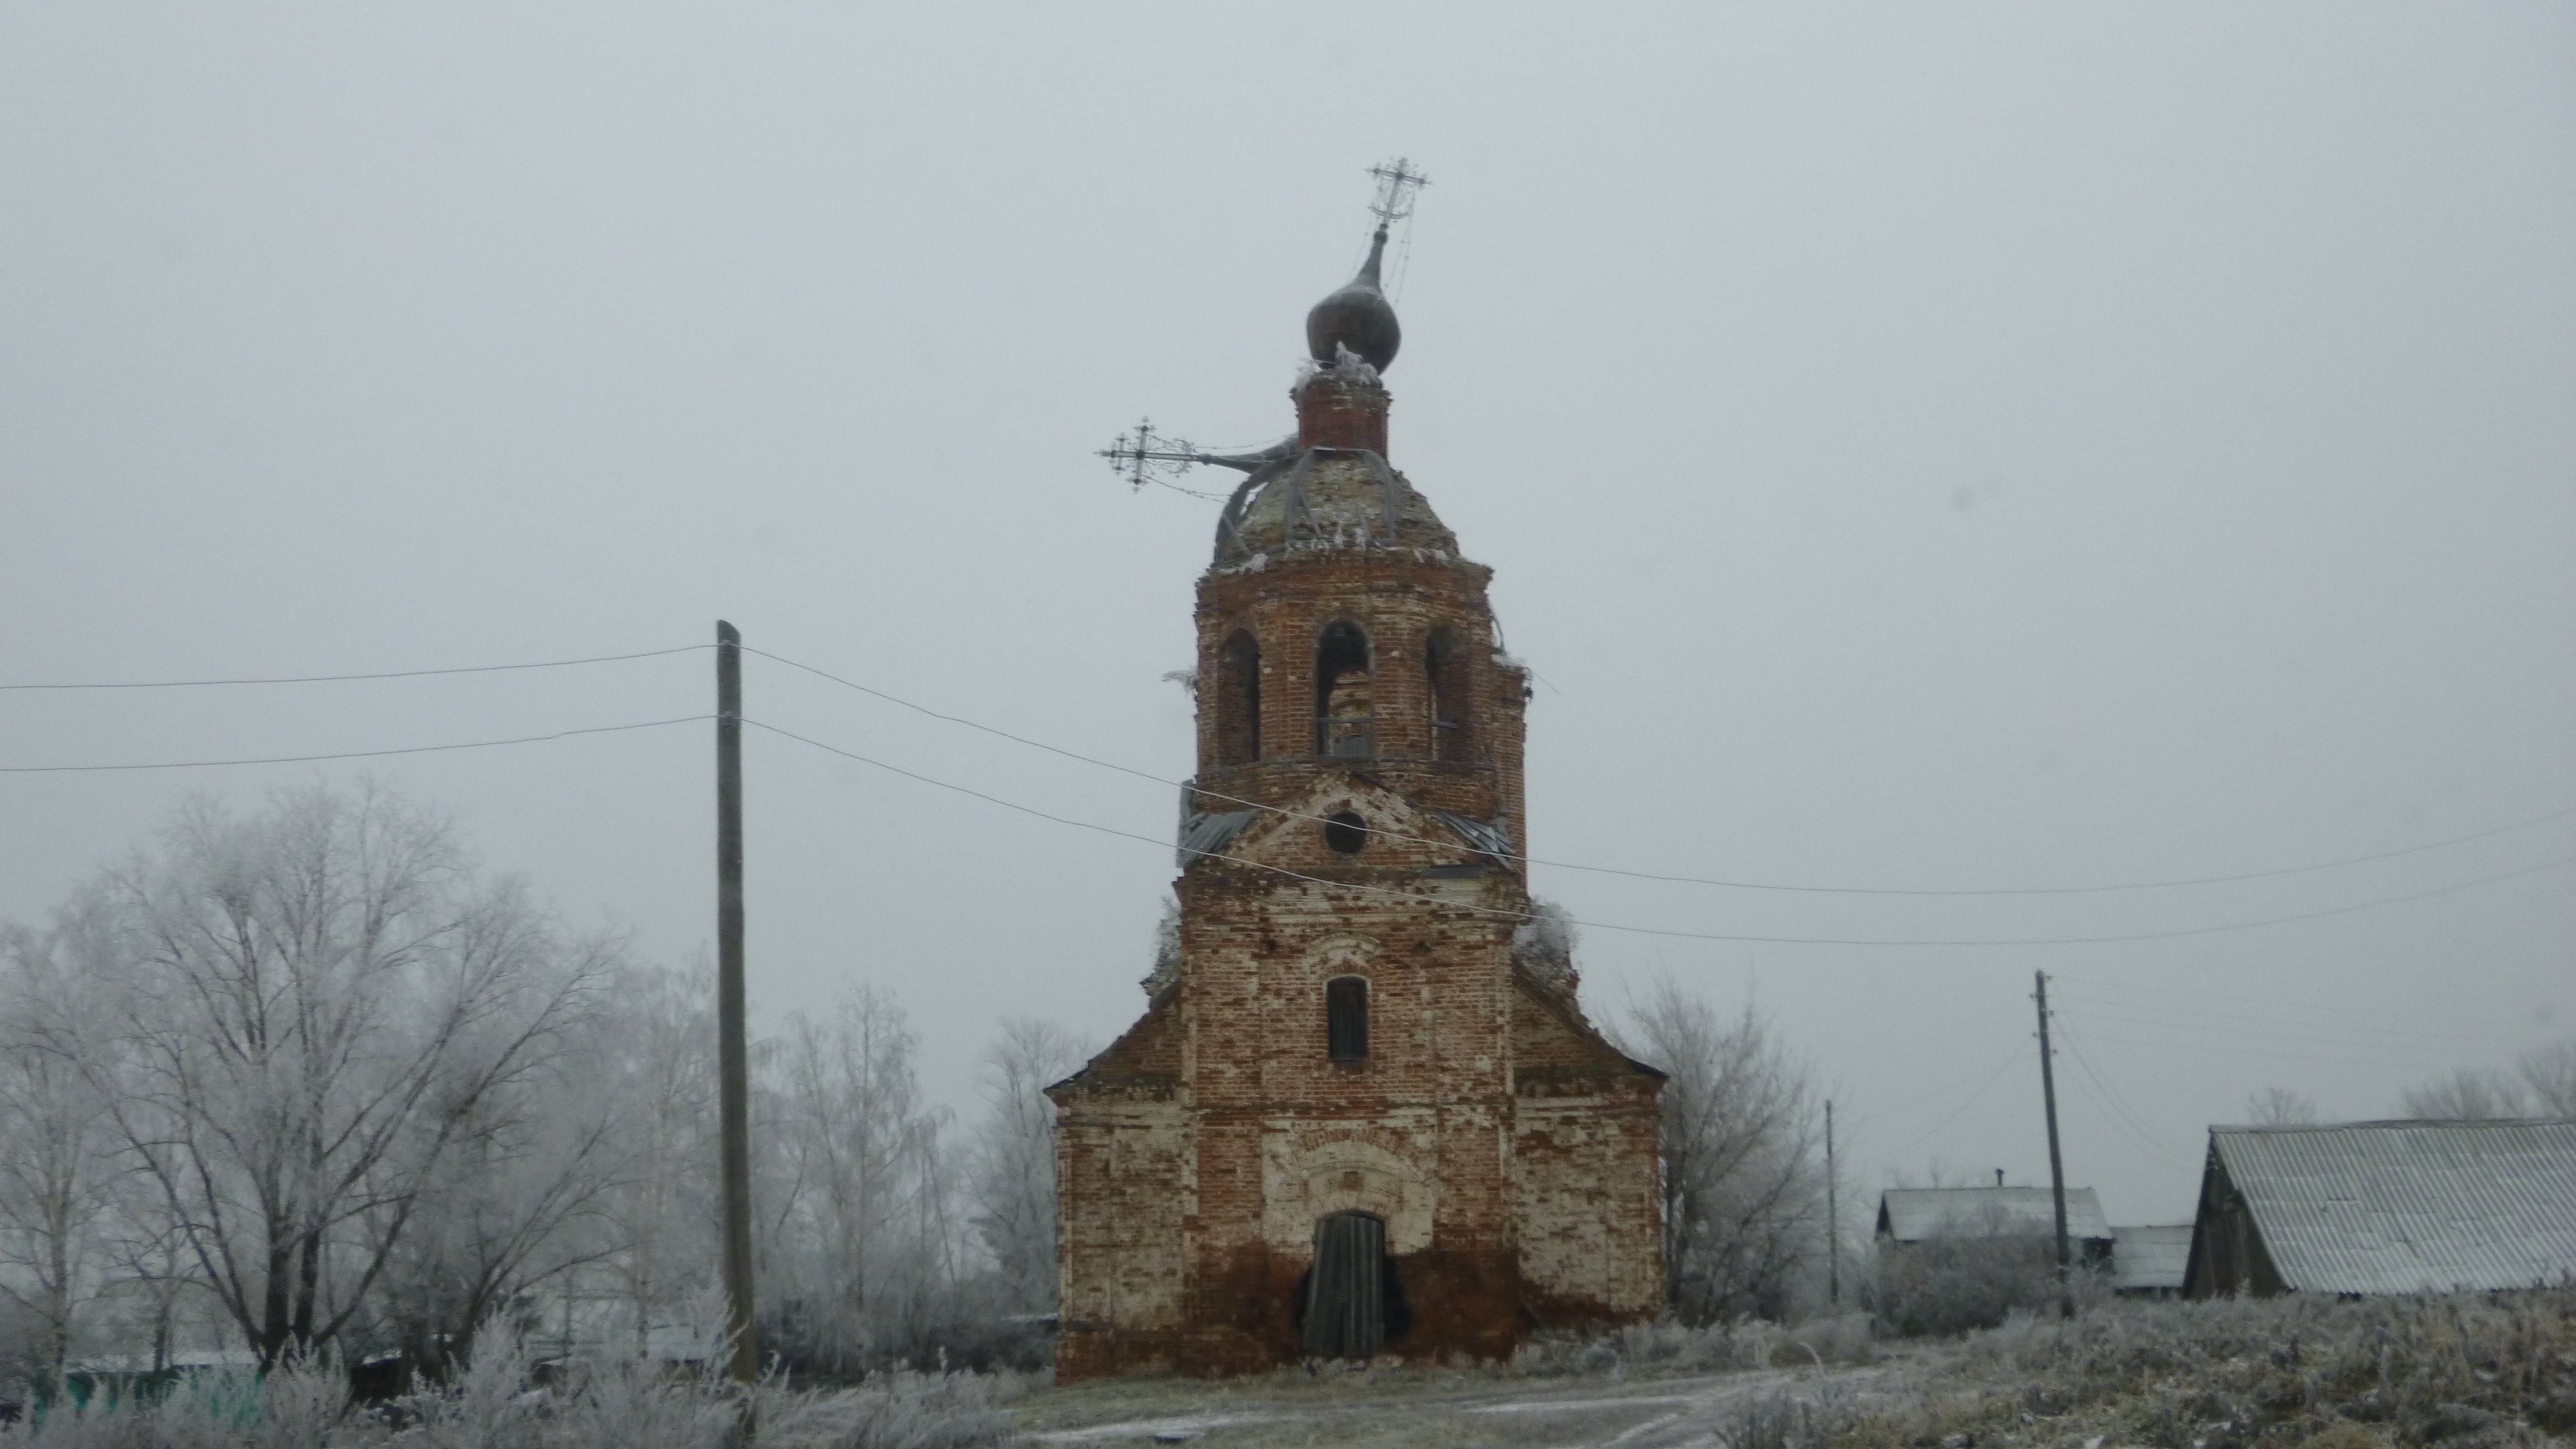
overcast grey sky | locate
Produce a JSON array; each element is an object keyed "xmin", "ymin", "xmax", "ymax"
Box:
[{"xmin": 5, "ymin": 3, "xmax": 2570, "ymax": 1225}]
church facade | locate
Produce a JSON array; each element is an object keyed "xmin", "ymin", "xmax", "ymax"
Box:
[{"xmin": 1048, "ymin": 225, "xmax": 1665, "ymax": 1380}]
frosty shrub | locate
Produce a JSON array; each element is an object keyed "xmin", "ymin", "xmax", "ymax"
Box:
[
  {"xmin": 1711, "ymin": 1384, "xmax": 1857, "ymax": 1449},
  {"xmin": 1872, "ymin": 1210, "xmax": 2111, "ymax": 1339},
  {"xmin": 1839, "ymin": 1287, "xmax": 2576, "ymax": 1449},
  {"xmin": 1779, "ymin": 1313, "xmax": 1875, "ymax": 1366},
  {"xmin": 0, "ymin": 1330, "xmax": 1025, "ymax": 1449},
  {"xmin": 1510, "ymin": 1318, "xmax": 1755, "ymax": 1377},
  {"xmin": 1507, "ymin": 1311, "xmax": 1873, "ymax": 1378}
]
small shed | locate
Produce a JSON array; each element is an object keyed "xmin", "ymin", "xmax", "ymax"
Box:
[
  {"xmin": 2110, "ymin": 1224, "xmax": 2193, "ymax": 1297},
  {"xmin": 2184, "ymin": 1119, "xmax": 2576, "ymax": 1298}
]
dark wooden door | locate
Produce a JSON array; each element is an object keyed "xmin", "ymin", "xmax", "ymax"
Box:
[{"xmin": 1303, "ymin": 1211, "xmax": 1386, "ymax": 1359}]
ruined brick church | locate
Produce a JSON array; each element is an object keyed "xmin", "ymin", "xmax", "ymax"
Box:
[{"xmin": 1048, "ymin": 216, "xmax": 1665, "ymax": 1379}]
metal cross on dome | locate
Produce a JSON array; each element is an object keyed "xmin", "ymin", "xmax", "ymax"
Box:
[
  {"xmin": 1366, "ymin": 157, "xmax": 1431, "ymax": 226},
  {"xmin": 1098, "ymin": 418, "xmax": 1223, "ymax": 497},
  {"xmin": 1096, "ymin": 160, "xmax": 1429, "ymax": 502}
]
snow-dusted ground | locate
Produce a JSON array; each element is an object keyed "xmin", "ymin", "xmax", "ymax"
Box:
[{"xmin": 1019, "ymin": 1363, "xmax": 1893, "ymax": 1449}]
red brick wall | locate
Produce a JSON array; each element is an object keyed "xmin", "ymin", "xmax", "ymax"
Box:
[{"xmin": 1052, "ymin": 401, "xmax": 1656, "ymax": 1380}]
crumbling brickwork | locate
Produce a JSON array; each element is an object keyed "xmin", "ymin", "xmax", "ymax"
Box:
[{"xmin": 1051, "ymin": 366, "xmax": 1663, "ymax": 1380}]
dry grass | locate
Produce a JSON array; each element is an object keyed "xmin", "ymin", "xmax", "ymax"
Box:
[
  {"xmin": 1013, "ymin": 1313, "xmax": 1879, "ymax": 1436},
  {"xmin": 1510, "ymin": 1314, "xmax": 1882, "ymax": 1379},
  {"xmin": 1005, "ymin": 1315, "xmax": 1892, "ymax": 1449},
  {"xmin": 0, "ymin": 1338, "xmax": 1025, "ymax": 1449},
  {"xmin": 1831, "ymin": 1289, "xmax": 2576, "ymax": 1449}
]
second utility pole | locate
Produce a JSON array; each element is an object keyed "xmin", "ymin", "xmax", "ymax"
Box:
[
  {"xmin": 1825, "ymin": 1099, "xmax": 1839, "ymax": 1309},
  {"xmin": 2034, "ymin": 970, "xmax": 2074, "ymax": 1319},
  {"xmin": 717, "ymin": 622, "xmax": 759, "ymax": 1387}
]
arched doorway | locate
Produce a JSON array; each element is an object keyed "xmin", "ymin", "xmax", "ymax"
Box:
[{"xmin": 1303, "ymin": 1210, "xmax": 1390, "ymax": 1359}]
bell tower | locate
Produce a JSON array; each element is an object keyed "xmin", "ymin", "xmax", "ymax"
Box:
[{"xmin": 1051, "ymin": 182, "xmax": 1664, "ymax": 1379}]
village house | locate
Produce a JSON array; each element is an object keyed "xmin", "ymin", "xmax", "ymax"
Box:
[
  {"xmin": 1874, "ymin": 1184, "xmax": 2116, "ymax": 1277},
  {"xmin": 2184, "ymin": 1119, "xmax": 2576, "ymax": 1297},
  {"xmin": 1046, "ymin": 214, "xmax": 1666, "ymax": 1379}
]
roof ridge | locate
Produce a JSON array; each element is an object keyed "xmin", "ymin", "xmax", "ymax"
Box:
[{"xmin": 2213, "ymin": 1116, "xmax": 2576, "ymax": 1133}]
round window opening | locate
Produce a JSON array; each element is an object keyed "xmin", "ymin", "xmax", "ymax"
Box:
[{"xmin": 1323, "ymin": 811, "xmax": 1368, "ymax": 855}]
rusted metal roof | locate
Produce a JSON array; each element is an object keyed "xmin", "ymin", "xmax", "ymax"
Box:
[
  {"xmin": 1877, "ymin": 1186, "xmax": 2113, "ymax": 1243},
  {"xmin": 1176, "ymin": 808, "xmax": 1254, "ymax": 867},
  {"xmin": 1432, "ymin": 809, "xmax": 1514, "ymax": 861},
  {"xmin": 2111, "ymin": 1224, "xmax": 2193, "ymax": 1291},
  {"xmin": 2204, "ymin": 1119, "xmax": 2576, "ymax": 1294}
]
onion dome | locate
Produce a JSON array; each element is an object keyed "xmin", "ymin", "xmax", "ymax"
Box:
[{"xmin": 1304, "ymin": 226, "xmax": 1401, "ymax": 371}]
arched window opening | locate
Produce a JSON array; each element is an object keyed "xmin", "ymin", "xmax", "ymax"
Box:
[
  {"xmin": 1314, "ymin": 621, "xmax": 1374, "ymax": 757},
  {"xmin": 1425, "ymin": 627, "xmax": 1470, "ymax": 762},
  {"xmin": 1326, "ymin": 976, "xmax": 1368, "ymax": 1062},
  {"xmin": 1323, "ymin": 810, "xmax": 1368, "ymax": 855},
  {"xmin": 1216, "ymin": 629, "xmax": 1261, "ymax": 765}
]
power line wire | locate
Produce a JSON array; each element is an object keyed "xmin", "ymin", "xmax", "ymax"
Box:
[
  {"xmin": 2061, "ymin": 1005, "xmax": 2503, "ymax": 1072},
  {"xmin": 2040, "ymin": 984, "xmax": 2524, "ymax": 1041},
  {"xmin": 744, "ymin": 714, "xmax": 2576, "ymax": 947},
  {"xmin": 2058, "ymin": 1014, "xmax": 2477, "ymax": 1076},
  {"xmin": 0, "ymin": 645, "xmax": 709, "ymax": 692},
  {"xmin": 13, "ymin": 636, "xmax": 2566, "ymax": 908},
  {"xmin": 744, "ymin": 645, "xmax": 2576, "ymax": 899},
  {"xmin": 1877, "ymin": 1050, "xmax": 2033, "ymax": 1158},
  {"xmin": 2053, "ymin": 1015, "xmax": 2195, "ymax": 1167},
  {"xmin": 2053, "ymin": 978, "xmax": 2525, "ymax": 1035},
  {"xmin": 2051, "ymin": 1041, "xmax": 2158, "ymax": 1163},
  {"xmin": 1845, "ymin": 1049, "xmax": 2038, "ymax": 1130},
  {"xmin": 0, "ymin": 717, "xmax": 710, "ymax": 773}
]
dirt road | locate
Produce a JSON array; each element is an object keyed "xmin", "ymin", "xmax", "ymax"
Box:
[{"xmin": 1016, "ymin": 1363, "xmax": 1888, "ymax": 1449}]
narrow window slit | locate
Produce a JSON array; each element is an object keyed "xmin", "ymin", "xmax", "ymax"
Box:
[{"xmin": 1327, "ymin": 976, "xmax": 1368, "ymax": 1062}]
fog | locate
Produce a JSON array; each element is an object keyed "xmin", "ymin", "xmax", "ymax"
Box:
[{"xmin": 5, "ymin": 2, "xmax": 2570, "ymax": 1230}]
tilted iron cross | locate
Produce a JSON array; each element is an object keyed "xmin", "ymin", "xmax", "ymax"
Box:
[
  {"xmin": 1098, "ymin": 418, "xmax": 1217, "ymax": 495},
  {"xmin": 1366, "ymin": 157, "xmax": 1431, "ymax": 226}
]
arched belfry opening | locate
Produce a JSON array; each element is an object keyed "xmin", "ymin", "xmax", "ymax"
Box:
[
  {"xmin": 1216, "ymin": 629, "xmax": 1262, "ymax": 766},
  {"xmin": 1425, "ymin": 626, "xmax": 1470, "ymax": 762},
  {"xmin": 1314, "ymin": 621, "xmax": 1374, "ymax": 757}
]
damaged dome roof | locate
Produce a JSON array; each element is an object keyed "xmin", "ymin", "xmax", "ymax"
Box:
[{"xmin": 1304, "ymin": 226, "xmax": 1401, "ymax": 372}]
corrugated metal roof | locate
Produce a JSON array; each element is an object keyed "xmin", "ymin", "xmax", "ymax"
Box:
[
  {"xmin": 2208, "ymin": 1119, "xmax": 2576, "ymax": 1294},
  {"xmin": 1878, "ymin": 1186, "xmax": 2113, "ymax": 1243},
  {"xmin": 2111, "ymin": 1224, "xmax": 2193, "ymax": 1290}
]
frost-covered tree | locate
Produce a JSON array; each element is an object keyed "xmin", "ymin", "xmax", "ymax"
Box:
[
  {"xmin": 2515, "ymin": 1041, "xmax": 2576, "ymax": 1119},
  {"xmin": 967, "ymin": 1016, "xmax": 1090, "ymax": 1318},
  {"xmin": 2395, "ymin": 1044, "xmax": 2576, "ymax": 1122},
  {"xmin": 2244, "ymin": 1086, "xmax": 2319, "ymax": 1125},
  {"xmin": 365, "ymin": 993, "xmax": 629, "ymax": 1372},
  {"xmin": 0, "ymin": 910, "xmax": 126, "ymax": 1385},
  {"xmin": 82, "ymin": 783, "xmax": 603, "ymax": 1366},
  {"xmin": 1620, "ymin": 979, "xmax": 1826, "ymax": 1324},
  {"xmin": 586, "ymin": 963, "xmax": 719, "ymax": 1360},
  {"xmin": 760, "ymin": 986, "xmax": 960, "ymax": 1375},
  {"xmin": 2399, "ymin": 1065, "xmax": 2530, "ymax": 1120}
]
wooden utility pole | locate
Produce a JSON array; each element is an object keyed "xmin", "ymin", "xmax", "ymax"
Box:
[
  {"xmin": 1825, "ymin": 1099, "xmax": 1839, "ymax": 1309},
  {"xmin": 717, "ymin": 622, "xmax": 758, "ymax": 1387},
  {"xmin": 2034, "ymin": 970, "xmax": 2074, "ymax": 1319}
]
